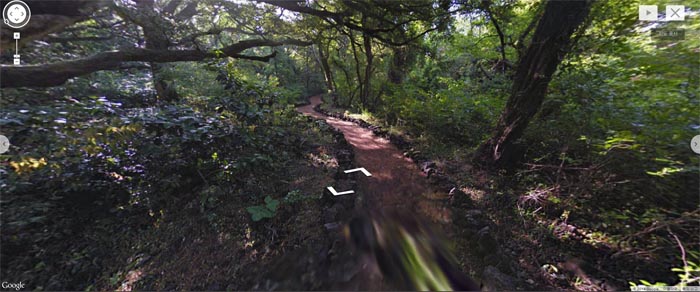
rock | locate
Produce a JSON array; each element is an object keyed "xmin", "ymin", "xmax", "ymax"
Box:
[
  {"xmin": 133, "ymin": 255, "xmax": 151, "ymax": 268},
  {"xmin": 324, "ymin": 222, "xmax": 342, "ymax": 230},
  {"xmin": 421, "ymin": 161, "xmax": 436, "ymax": 173},
  {"xmin": 449, "ymin": 187, "xmax": 475, "ymax": 208},
  {"xmin": 481, "ymin": 266, "xmax": 516, "ymax": 291},
  {"xmin": 453, "ymin": 209, "xmax": 488, "ymax": 230},
  {"xmin": 465, "ymin": 209, "xmax": 484, "ymax": 217},
  {"xmin": 483, "ymin": 254, "xmax": 501, "ymax": 265},
  {"xmin": 477, "ymin": 227, "xmax": 498, "ymax": 254},
  {"xmin": 389, "ymin": 134, "xmax": 409, "ymax": 149},
  {"xmin": 322, "ymin": 206, "xmax": 339, "ymax": 224},
  {"xmin": 335, "ymin": 149, "xmax": 353, "ymax": 164},
  {"xmin": 553, "ymin": 221, "xmax": 584, "ymax": 240},
  {"xmin": 128, "ymin": 253, "xmax": 151, "ymax": 269},
  {"xmin": 428, "ymin": 173, "xmax": 452, "ymax": 188},
  {"xmin": 466, "ymin": 210, "xmax": 487, "ymax": 228}
]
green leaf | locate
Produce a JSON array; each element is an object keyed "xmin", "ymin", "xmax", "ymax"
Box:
[
  {"xmin": 246, "ymin": 205, "xmax": 275, "ymax": 222},
  {"xmin": 265, "ymin": 196, "xmax": 279, "ymax": 211}
]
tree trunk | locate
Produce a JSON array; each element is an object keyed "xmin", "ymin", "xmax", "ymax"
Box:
[
  {"xmin": 348, "ymin": 30, "xmax": 365, "ymax": 107},
  {"xmin": 474, "ymin": 0, "xmax": 592, "ymax": 168},
  {"xmin": 388, "ymin": 46, "xmax": 408, "ymax": 84},
  {"xmin": 318, "ymin": 42, "xmax": 335, "ymax": 93},
  {"xmin": 362, "ymin": 31, "xmax": 374, "ymax": 110},
  {"xmin": 332, "ymin": 57, "xmax": 354, "ymax": 107},
  {"xmin": 304, "ymin": 50, "xmax": 311, "ymax": 90},
  {"xmin": 136, "ymin": 0, "xmax": 180, "ymax": 102}
]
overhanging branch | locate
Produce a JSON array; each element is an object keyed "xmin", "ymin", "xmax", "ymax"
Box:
[
  {"xmin": 258, "ymin": 0, "xmax": 460, "ymax": 47},
  {"xmin": 232, "ymin": 51, "xmax": 278, "ymax": 62},
  {"xmin": 0, "ymin": 39, "xmax": 310, "ymax": 88}
]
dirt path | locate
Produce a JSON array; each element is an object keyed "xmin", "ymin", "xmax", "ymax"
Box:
[
  {"xmin": 297, "ymin": 95, "xmax": 451, "ymax": 222},
  {"xmin": 298, "ymin": 95, "xmax": 457, "ymax": 290}
]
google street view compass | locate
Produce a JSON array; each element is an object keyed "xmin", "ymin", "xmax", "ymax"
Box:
[
  {"xmin": 3, "ymin": 0, "xmax": 30, "ymax": 29},
  {"xmin": 3, "ymin": 0, "xmax": 30, "ymax": 65}
]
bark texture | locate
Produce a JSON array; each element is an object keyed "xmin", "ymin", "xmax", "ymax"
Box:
[{"xmin": 474, "ymin": 0, "xmax": 592, "ymax": 168}]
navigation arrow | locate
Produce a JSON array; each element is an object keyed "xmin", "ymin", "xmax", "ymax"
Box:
[
  {"xmin": 638, "ymin": 5, "xmax": 657, "ymax": 21},
  {"xmin": 344, "ymin": 167, "xmax": 372, "ymax": 177},
  {"xmin": 692, "ymin": 135, "xmax": 700, "ymax": 154},
  {"xmin": 327, "ymin": 186, "xmax": 355, "ymax": 196}
]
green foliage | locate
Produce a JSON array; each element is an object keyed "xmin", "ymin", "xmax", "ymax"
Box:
[
  {"xmin": 377, "ymin": 35, "xmax": 511, "ymax": 147},
  {"xmin": 0, "ymin": 58, "xmax": 322, "ymax": 289},
  {"xmin": 322, "ymin": 1, "xmax": 698, "ymax": 288},
  {"xmin": 630, "ymin": 260, "xmax": 700, "ymax": 289},
  {"xmin": 246, "ymin": 196, "xmax": 280, "ymax": 222},
  {"xmin": 245, "ymin": 189, "xmax": 315, "ymax": 221},
  {"xmin": 2, "ymin": 0, "xmax": 699, "ymax": 289}
]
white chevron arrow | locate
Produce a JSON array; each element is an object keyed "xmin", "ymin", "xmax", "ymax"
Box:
[
  {"xmin": 344, "ymin": 167, "xmax": 372, "ymax": 176},
  {"xmin": 327, "ymin": 186, "xmax": 355, "ymax": 196}
]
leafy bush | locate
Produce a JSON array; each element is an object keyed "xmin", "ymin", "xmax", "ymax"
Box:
[{"xmin": 0, "ymin": 63, "xmax": 318, "ymax": 289}]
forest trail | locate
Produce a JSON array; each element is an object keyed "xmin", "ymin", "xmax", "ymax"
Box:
[
  {"xmin": 297, "ymin": 95, "xmax": 460, "ymax": 289},
  {"xmin": 298, "ymin": 95, "xmax": 452, "ymax": 222}
]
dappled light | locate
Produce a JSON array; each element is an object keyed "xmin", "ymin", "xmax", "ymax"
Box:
[{"xmin": 1, "ymin": 0, "xmax": 698, "ymax": 291}]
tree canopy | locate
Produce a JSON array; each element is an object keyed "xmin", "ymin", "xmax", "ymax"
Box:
[{"xmin": 1, "ymin": 0, "xmax": 698, "ymax": 290}]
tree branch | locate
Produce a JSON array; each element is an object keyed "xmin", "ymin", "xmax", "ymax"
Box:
[
  {"xmin": 257, "ymin": 0, "xmax": 342, "ymax": 20},
  {"xmin": 162, "ymin": 0, "xmax": 183, "ymax": 15},
  {"xmin": 45, "ymin": 34, "xmax": 115, "ymax": 43},
  {"xmin": 1, "ymin": 39, "xmax": 310, "ymax": 88},
  {"xmin": 258, "ymin": 0, "xmax": 457, "ymax": 47},
  {"xmin": 232, "ymin": 51, "xmax": 278, "ymax": 62},
  {"xmin": 482, "ymin": 3, "xmax": 508, "ymax": 66}
]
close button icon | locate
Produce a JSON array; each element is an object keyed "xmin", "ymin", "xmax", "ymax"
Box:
[{"xmin": 666, "ymin": 5, "xmax": 684, "ymax": 21}]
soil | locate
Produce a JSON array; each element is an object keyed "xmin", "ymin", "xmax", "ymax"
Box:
[
  {"xmin": 298, "ymin": 95, "xmax": 451, "ymax": 222},
  {"xmin": 82, "ymin": 109, "xmax": 358, "ymax": 291},
  {"xmin": 297, "ymin": 95, "xmax": 461, "ymax": 290}
]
